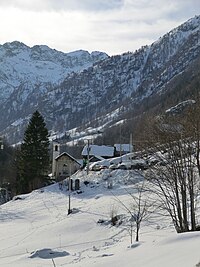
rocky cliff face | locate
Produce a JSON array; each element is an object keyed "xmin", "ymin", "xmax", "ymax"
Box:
[
  {"xmin": 0, "ymin": 15, "xmax": 199, "ymax": 143},
  {"xmin": 0, "ymin": 42, "xmax": 108, "ymax": 142}
]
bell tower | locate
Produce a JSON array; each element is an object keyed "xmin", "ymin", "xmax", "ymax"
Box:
[{"xmin": 52, "ymin": 140, "xmax": 60, "ymax": 178}]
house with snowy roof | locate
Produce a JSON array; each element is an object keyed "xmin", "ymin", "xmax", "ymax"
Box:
[{"xmin": 81, "ymin": 145, "xmax": 114, "ymax": 165}]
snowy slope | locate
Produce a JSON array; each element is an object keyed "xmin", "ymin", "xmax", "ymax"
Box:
[{"xmin": 0, "ymin": 169, "xmax": 199, "ymax": 267}]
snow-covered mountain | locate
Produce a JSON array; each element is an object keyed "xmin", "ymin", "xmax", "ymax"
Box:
[
  {"xmin": 0, "ymin": 42, "xmax": 108, "ymax": 142},
  {"xmin": 0, "ymin": 42, "xmax": 108, "ymax": 103},
  {"xmin": 0, "ymin": 15, "xmax": 200, "ymax": 143}
]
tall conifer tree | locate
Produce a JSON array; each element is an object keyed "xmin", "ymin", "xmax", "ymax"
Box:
[{"xmin": 17, "ymin": 111, "xmax": 49, "ymax": 193}]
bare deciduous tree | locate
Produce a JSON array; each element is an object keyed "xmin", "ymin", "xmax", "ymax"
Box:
[
  {"xmin": 144, "ymin": 100, "xmax": 200, "ymax": 233},
  {"xmin": 111, "ymin": 180, "xmax": 150, "ymax": 244}
]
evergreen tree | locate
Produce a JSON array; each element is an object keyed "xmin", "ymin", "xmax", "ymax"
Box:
[{"xmin": 17, "ymin": 111, "xmax": 50, "ymax": 193}]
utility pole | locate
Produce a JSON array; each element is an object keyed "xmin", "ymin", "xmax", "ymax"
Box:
[
  {"xmin": 87, "ymin": 139, "xmax": 90, "ymax": 175},
  {"xmin": 129, "ymin": 133, "xmax": 133, "ymax": 166},
  {"xmin": 129, "ymin": 133, "xmax": 133, "ymax": 152},
  {"xmin": 68, "ymin": 163, "xmax": 72, "ymax": 215},
  {"xmin": 120, "ymin": 125, "xmax": 122, "ymax": 163}
]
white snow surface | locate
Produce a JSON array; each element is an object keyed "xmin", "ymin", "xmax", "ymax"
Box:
[{"xmin": 0, "ymin": 169, "xmax": 199, "ymax": 267}]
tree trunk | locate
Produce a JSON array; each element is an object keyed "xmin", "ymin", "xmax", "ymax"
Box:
[
  {"xmin": 189, "ymin": 180, "xmax": 196, "ymax": 231},
  {"xmin": 135, "ymin": 223, "xmax": 140, "ymax": 242}
]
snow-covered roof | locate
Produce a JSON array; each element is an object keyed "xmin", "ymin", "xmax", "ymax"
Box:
[
  {"xmin": 114, "ymin": 144, "xmax": 133, "ymax": 152},
  {"xmin": 55, "ymin": 152, "xmax": 81, "ymax": 165},
  {"xmin": 90, "ymin": 155, "xmax": 105, "ymax": 161},
  {"xmin": 82, "ymin": 145, "xmax": 114, "ymax": 157}
]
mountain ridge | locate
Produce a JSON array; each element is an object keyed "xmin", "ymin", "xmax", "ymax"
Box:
[
  {"xmin": 0, "ymin": 15, "xmax": 200, "ymax": 144},
  {"xmin": 0, "ymin": 41, "xmax": 108, "ymax": 102}
]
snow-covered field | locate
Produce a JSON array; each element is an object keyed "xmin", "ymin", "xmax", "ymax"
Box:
[{"xmin": 0, "ymin": 169, "xmax": 200, "ymax": 267}]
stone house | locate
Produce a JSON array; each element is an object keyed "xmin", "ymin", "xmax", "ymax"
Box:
[{"xmin": 54, "ymin": 152, "xmax": 81, "ymax": 182}]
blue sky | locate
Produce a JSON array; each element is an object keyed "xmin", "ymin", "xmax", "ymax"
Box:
[{"xmin": 0, "ymin": 0, "xmax": 199, "ymax": 55}]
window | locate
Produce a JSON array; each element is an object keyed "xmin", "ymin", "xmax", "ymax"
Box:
[{"xmin": 63, "ymin": 164, "xmax": 68, "ymax": 175}]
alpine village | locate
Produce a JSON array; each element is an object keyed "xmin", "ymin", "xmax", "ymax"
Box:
[{"xmin": 0, "ymin": 15, "xmax": 200, "ymax": 267}]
